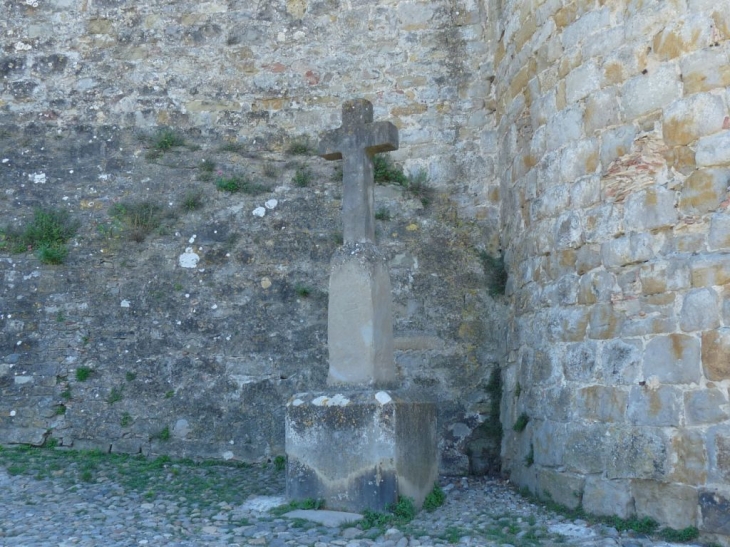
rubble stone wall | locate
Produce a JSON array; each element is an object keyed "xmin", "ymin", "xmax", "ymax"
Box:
[{"xmin": 495, "ymin": 0, "xmax": 730, "ymax": 538}]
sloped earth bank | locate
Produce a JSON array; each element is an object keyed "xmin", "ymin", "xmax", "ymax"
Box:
[{"xmin": 0, "ymin": 447, "xmax": 703, "ymax": 547}]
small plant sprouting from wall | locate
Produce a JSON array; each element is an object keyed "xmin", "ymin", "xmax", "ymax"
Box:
[
  {"xmin": 274, "ymin": 455, "xmax": 286, "ymax": 471},
  {"xmin": 197, "ymin": 159, "xmax": 216, "ymax": 181},
  {"xmin": 294, "ymin": 283, "xmax": 312, "ymax": 298},
  {"xmin": 373, "ymin": 155, "xmax": 433, "ymax": 206},
  {"xmin": 374, "ymin": 207, "xmax": 391, "ymax": 221},
  {"xmin": 482, "ymin": 367, "xmax": 503, "ymax": 445},
  {"xmin": 181, "ymin": 190, "xmax": 203, "ymax": 211},
  {"xmin": 423, "ymin": 483, "xmax": 446, "ymax": 511},
  {"xmin": 107, "ymin": 386, "xmax": 124, "ymax": 405},
  {"xmin": 215, "ymin": 174, "xmax": 269, "ymax": 195},
  {"xmin": 3, "ymin": 207, "xmax": 79, "ymax": 264},
  {"xmin": 479, "ymin": 250, "xmax": 508, "ymax": 296},
  {"xmin": 151, "ymin": 426, "xmax": 171, "ymax": 442},
  {"xmin": 292, "ymin": 166, "xmax": 313, "ymax": 187},
  {"xmin": 286, "ymin": 137, "xmax": 313, "ymax": 156},
  {"xmin": 109, "ymin": 200, "xmax": 173, "ymax": 243},
  {"xmin": 524, "ymin": 443, "xmax": 534, "ymax": 467},
  {"xmin": 120, "ymin": 412, "xmax": 133, "ymax": 427},
  {"xmin": 513, "ymin": 412, "xmax": 530, "ymax": 432},
  {"xmin": 146, "ymin": 129, "xmax": 185, "ymax": 160}
]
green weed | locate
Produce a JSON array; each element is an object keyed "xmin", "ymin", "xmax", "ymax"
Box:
[
  {"xmin": 75, "ymin": 367, "xmax": 92, "ymax": 382},
  {"xmin": 216, "ymin": 174, "xmax": 269, "ymax": 195},
  {"xmin": 270, "ymin": 498, "xmax": 324, "ymax": 516},
  {"xmin": 423, "ymin": 483, "xmax": 446, "ymax": 511},
  {"xmin": 109, "ymin": 200, "xmax": 172, "ymax": 243},
  {"xmin": 120, "ymin": 412, "xmax": 133, "ymax": 427},
  {"xmin": 513, "ymin": 412, "xmax": 530, "ymax": 432},
  {"xmin": 147, "ymin": 129, "xmax": 185, "ymax": 159},
  {"xmin": 374, "ymin": 207, "xmax": 391, "ymax": 221},
  {"xmin": 61, "ymin": 388, "xmax": 72, "ymax": 400},
  {"xmin": 125, "ymin": 372, "xmax": 136, "ymax": 382},
  {"xmin": 292, "ymin": 166, "xmax": 312, "ymax": 187},
  {"xmin": 286, "ymin": 138, "xmax": 313, "ymax": 156},
  {"xmin": 219, "ymin": 142, "xmax": 246, "ymax": 154},
  {"xmin": 374, "ymin": 155, "xmax": 408, "ymax": 185},
  {"xmin": 4, "ymin": 208, "xmax": 79, "ymax": 264},
  {"xmin": 107, "ymin": 386, "xmax": 124, "ymax": 404},
  {"xmin": 274, "ymin": 455, "xmax": 286, "ymax": 471},
  {"xmin": 181, "ymin": 190, "xmax": 204, "ymax": 211},
  {"xmin": 658, "ymin": 526, "xmax": 699, "ymax": 542},
  {"xmin": 524, "ymin": 443, "xmax": 534, "ymax": 467},
  {"xmin": 54, "ymin": 404, "xmax": 66, "ymax": 416},
  {"xmin": 151, "ymin": 426, "xmax": 171, "ymax": 442},
  {"xmin": 479, "ymin": 250, "xmax": 508, "ymax": 296},
  {"xmin": 294, "ymin": 284, "xmax": 312, "ymax": 298},
  {"xmin": 165, "ymin": 390, "xmax": 175, "ymax": 399}
]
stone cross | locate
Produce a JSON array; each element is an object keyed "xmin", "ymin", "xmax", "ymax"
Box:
[{"xmin": 319, "ymin": 98, "xmax": 399, "ymax": 244}]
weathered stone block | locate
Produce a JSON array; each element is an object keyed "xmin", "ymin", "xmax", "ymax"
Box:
[
  {"xmin": 700, "ymin": 489, "xmax": 730, "ymax": 535},
  {"xmin": 680, "ymin": 168, "xmax": 730, "ymax": 215},
  {"xmin": 536, "ymin": 468, "xmax": 585, "ymax": 510},
  {"xmin": 600, "ymin": 125, "xmax": 636, "ymax": 169},
  {"xmin": 668, "ymin": 429, "xmax": 708, "ymax": 484},
  {"xmin": 680, "ymin": 47, "xmax": 730, "ymax": 94},
  {"xmin": 585, "ymin": 88, "xmax": 620, "ymax": 135},
  {"xmin": 566, "ymin": 61, "xmax": 602, "ymax": 104},
  {"xmin": 708, "ymin": 426, "xmax": 730, "ymax": 483},
  {"xmin": 625, "ymin": 186, "xmax": 678, "ymax": 231},
  {"xmin": 709, "ymin": 213, "xmax": 730, "ymax": 250},
  {"xmin": 682, "ymin": 288, "xmax": 721, "ymax": 332},
  {"xmin": 620, "ymin": 64, "xmax": 681, "ymax": 120},
  {"xmin": 663, "ymin": 93, "xmax": 726, "ymax": 146},
  {"xmin": 685, "ymin": 389, "xmax": 730, "ymax": 425},
  {"xmin": 627, "ymin": 386, "xmax": 682, "ymax": 427},
  {"xmin": 639, "ymin": 259, "xmax": 690, "ymax": 295},
  {"xmin": 286, "ymin": 391, "xmax": 438, "ymax": 511},
  {"xmin": 584, "ymin": 203, "xmax": 624, "ymax": 243},
  {"xmin": 696, "ymin": 131, "xmax": 730, "ymax": 168},
  {"xmin": 563, "ymin": 424, "xmax": 607, "ymax": 474},
  {"xmin": 583, "ymin": 477, "xmax": 634, "ymax": 519},
  {"xmin": 563, "ymin": 341, "xmax": 598, "ymax": 382},
  {"xmin": 588, "ymin": 303, "xmax": 625, "ymax": 340},
  {"xmin": 575, "ymin": 385, "xmax": 627, "ymax": 423},
  {"xmin": 633, "ymin": 480, "xmax": 698, "ymax": 529},
  {"xmin": 328, "ymin": 245, "xmax": 396, "ymax": 387},
  {"xmin": 532, "ymin": 420, "xmax": 566, "ymax": 468},
  {"xmin": 601, "ymin": 233, "xmax": 654, "ymax": 269},
  {"xmin": 602, "ymin": 339, "xmax": 642, "ymax": 385},
  {"xmin": 691, "ymin": 255, "xmax": 730, "ymax": 287},
  {"xmin": 606, "ymin": 426, "xmax": 667, "ymax": 480},
  {"xmin": 653, "ymin": 14, "xmax": 714, "ymax": 62},
  {"xmin": 702, "ymin": 329, "xmax": 730, "ymax": 381},
  {"xmin": 643, "ymin": 333, "xmax": 701, "ymax": 384}
]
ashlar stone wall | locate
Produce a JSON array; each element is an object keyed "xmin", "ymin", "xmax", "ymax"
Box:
[{"xmin": 495, "ymin": 0, "xmax": 730, "ymax": 538}]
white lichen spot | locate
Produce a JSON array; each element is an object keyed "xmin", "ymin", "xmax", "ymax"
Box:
[
  {"xmin": 312, "ymin": 396, "xmax": 329, "ymax": 406},
  {"xmin": 29, "ymin": 172, "xmax": 46, "ymax": 184},
  {"xmin": 179, "ymin": 247, "xmax": 200, "ymax": 269},
  {"xmin": 329, "ymin": 394, "xmax": 350, "ymax": 406},
  {"xmin": 277, "ymin": 31, "xmax": 286, "ymax": 42},
  {"xmin": 222, "ymin": 451, "xmax": 234, "ymax": 460},
  {"xmin": 25, "ymin": 0, "xmax": 39, "ymax": 6},
  {"xmin": 211, "ymin": 304, "xmax": 218, "ymax": 310},
  {"xmin": 265, "ymin": 199, "xmax": 278, "ymax": 210},
  {"xmin": 188, "ymin": 234, "xmax": 196, "ymax": 244},
  {"xmin": 293, "ymin": 30, "xmax": 306, "ymax": 41},
  {"xmin": 260, "ymin": 277, "xmax": 272, "ymax": 289},
  {"xmin": 253, "ymin": 206, "xmax": 266, "ymax": 217},
  {"xmin": 9, "ymin": 410, "xmax": 16, "ymax": 417},
  {"xmin": 2, "ymin": 159, "xmax": 9, "ymax": 164},
  {"xmin": 375, "ymin": 391, "xmax": 392, "ymax": 405},
  {"xmin": 120, "ymin": 300, "xmax": 131, "ymax": 308},
  {"xmin": 291, "ymin": 398, "xmax": 304, "ymax": 407},
  {"xmin": 14, "ymin": 42, "xmax": 32, "ymax": 51}
]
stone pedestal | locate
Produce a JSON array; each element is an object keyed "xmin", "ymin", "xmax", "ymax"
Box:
[
  {"xmin": 327, "ymin": 244, "xmax": 396, "ymax": 387},
  {"xmin": 286, "ymin": 390, "xmax": 438, "ymax": 512}
]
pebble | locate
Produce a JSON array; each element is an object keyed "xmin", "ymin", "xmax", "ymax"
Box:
[{"xmin": 0, "ymin": 469, "xmax": 700, "ymax": 547}]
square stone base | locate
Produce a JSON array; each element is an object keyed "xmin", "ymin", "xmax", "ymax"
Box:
[{"xmin": 285, "ymin": 390, "xmax": 438, "ymax": 512}]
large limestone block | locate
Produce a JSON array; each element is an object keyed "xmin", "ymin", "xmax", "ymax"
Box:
[
  {"xmin": 285, "ymin": 391, "xmax": 438, "ymax": 512},
  {"xmin": 536, "ymin": 468, "xmax": 585, "ymax": 510},
  {"xmin": 643, "ymin": 333, "xmax": 701, "ymax": 384},
  {"xmin": 700, "ymin": 489, "xmax": 730, "ymax": 536},
  {"xmin": 632, "ymin": 480, "xmax": 698, "ymax": 530},
  {"xmin": 606, "ymin": 426, "xmax": 668, "ymax": 480},
  {"xmin": 327, "ymin": 244, "xmax": 396, "ymax": 387},
  {"xmin": 663, "ymin": 93, "xmax": 726, "ymax": 146},
  {"xmin": 702, "ymin": 329, "xmax": 730, "ymax": 381},
  {"xmin": 583, "ymin": 477, "xmax": 634, "ymax": 519}
]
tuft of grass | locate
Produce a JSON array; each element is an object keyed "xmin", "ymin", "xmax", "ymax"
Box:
[
  {"xmin": 151, "ymin": 426, "xmax": 171, "ymax": 442},
  {"xmin": 219, "ymin": 142, "xmax": 246, "ymax": 154},
  {"xmin": 215, "ymin": 174, "xmax": 269, "ymax": 195},
  {"xmin": 54, "ymin": 404, "xmax": 66, "ymax": 416},
  {"xmin": 4, "ymin": 207, "xmax": 79, "ymax": 264},
  {"xmin": 479, "ymin": 250, "xmax": 508, "ymax": 296},
  {"xmin": 423, "ymin": 483, "xmax": 446, "ymax": 511},
  {"xmin": 181, "ymin": 190, "xmax": 204, "ymax": 211},
  {"xmin": 286, "ymin": 138, "xmax": 313, "ymax": 156},
  {"xmin": 61, "ymin": 388, "xmax": 72, "ymax": 400},
  {"xmin": 294, "ymin": 284, "xmax": 312, "ymax": 298},
  {"xmin": 513, "ymin": 412, "xmax": 530, "ymax": 432},
  {"xmin": 146, "ymin": 129, "xmax": 185, "ymax": 159},
  {"xmin": 404, "ymin": 169, "xmax": 433, "ymax": 207},
  {"xmin": 164, "ymin": 390, "xmax": 175, "ymax": 399},
  {"xmin": 273, "ymin": 455, "xmax": 286, "ymax": 472},
  {"xmin": 657, "ymin": 526, "xmax": 699, "ymax": 542},
  {"xmin": 107, "ymin": 386, "xmax": 124, "ymax": 404},
  {"xmin": 360, "ymin": 497, "xmax": 416, "ymax": 533},
  {"xmin": 75, "ymin": 367, "xmax": 92, "ymax": 382},
  {"xmin": 263, "ymin": 162, "xmax": 278, "ymax": 178},
  {"xmin": 125, "ymin": 372, "xmax": 136, "ymax": 382},
  {"xmin": 292, "ymin": 166, "xmax": 312, "ymax": 187},
  {"xmin": 524, "ymin": 443, "xmax": 534, "ymax": 467},
  {"xmin": 374, "ymin": 155, "xmax": 408, "ymax": 185},
  {"xmin": 374, "ymin": 207, "xmax": 391, "ymax": 221},
  {"xmin": 270, "ymin": 498, "xmax": 324, "ymax": 516},
  {"xmin": 120, "ymin": 412, "xmax": 133, "ymax": 427},
  {"xmin": 109, "ymin": 200, "xmax": 172, "ymax": 243}
]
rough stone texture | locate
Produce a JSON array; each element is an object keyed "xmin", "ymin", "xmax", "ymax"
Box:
[
  {"xmin": 327, "ymin": 244, "xmax": 396, "ymax": 387},
  {"xmin": 632, "ymin": 480, "xmax": 699, "ymax": 530},
  {"xmin": 700, "ymin": 489, "xmax": 730, "ymax": 535},
  {"xmin": 285, "ymin": 390, "xmax": 438, "ymax": 511},
  {"xmin": 582, "ymin": 477, "xmax": 634, "ymax": 519}
]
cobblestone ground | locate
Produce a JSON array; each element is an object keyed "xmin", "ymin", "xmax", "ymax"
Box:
[{"xmin": 0, "ymin": 447, "xmax": 702, "ymax": 547}]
